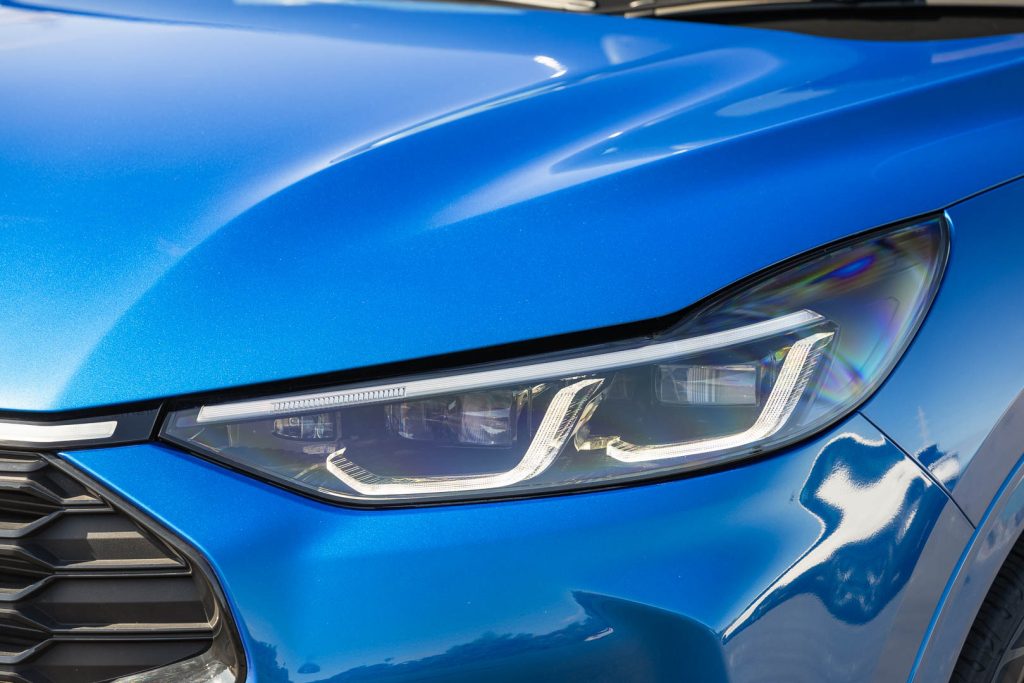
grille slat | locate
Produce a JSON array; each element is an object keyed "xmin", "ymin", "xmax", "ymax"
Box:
[{"xmin": 0, "ymin": 453, "xmax": 220, "ymax": 683}]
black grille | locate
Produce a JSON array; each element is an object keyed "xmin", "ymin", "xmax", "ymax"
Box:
[{"xmin": 0, "ymin": 452, "xmax": 224, "ymax": 683}]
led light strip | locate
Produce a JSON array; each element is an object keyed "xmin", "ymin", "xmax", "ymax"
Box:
[
  {"xmin": 0, "ymin": 420, "xmax": 118, "ymax": 445},
  {"xmin": 197, "ymin": 310, "xmax": 824, "ymax": 424},
  {"xmin": 324, "ymin": 379, "xmax": 603, "ymax": 496},
  {"xmin": 491, "ymin": 0, "xmax": 597, "ymax": 10},
  {"xmin": 605, "ymin": 331, "xmax": 834, "ymax": 463}
]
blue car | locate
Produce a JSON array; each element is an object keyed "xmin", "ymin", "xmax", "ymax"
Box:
[{"xmin": 3, "ymin": 1, "xmax": 1024, "ymax": 681}]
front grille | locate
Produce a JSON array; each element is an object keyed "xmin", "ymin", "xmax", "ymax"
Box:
[{"xmin": 0, "ymin": 452, "xmax": 224, "ymax": 683}]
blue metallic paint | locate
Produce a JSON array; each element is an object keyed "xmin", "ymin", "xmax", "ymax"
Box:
[
  {"xmin": 63, "ymin": 415, "xmax": 971, "ymax": 682},
  {"xmin": 863, "ymin": 181, "xmax": 1024, "ymax": 524},
  {"xmin": 5, "ymin": 1, "xmax": 1024, "ymax": 680},
  {"xmin": 857, "ymin": 180, "xmax": 1024, "ymax": 682},
  {"xmin": 1, "ymin": 2, "xmax": 1024, "ymax": 411},
  {"xmin": 910, "ymin": 452, "xmax": 1024, "ymax": 683}
]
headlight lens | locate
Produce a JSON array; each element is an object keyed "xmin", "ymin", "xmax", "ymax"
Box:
[{"xmin": 162, "ymin": 218, "xmax": 946, "ymax": 505}]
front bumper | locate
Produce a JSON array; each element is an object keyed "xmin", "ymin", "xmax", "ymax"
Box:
[{"xmin": 62, "ymin": 412, "xmax": 968, "ymax": 683}]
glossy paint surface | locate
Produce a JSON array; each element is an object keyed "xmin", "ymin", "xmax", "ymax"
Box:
[
  {"xmin": 2, "ymin": 1, "xmax": 1024, "ymax": 411},
  {"xmin": 863, "ymin": 180, "xmax": 1024, "ymax": 524},
  {"xmin": 8, "ymin": 1, "xmax": 1024, "ymax": 680},
  {"xmin": 63, "ymin": 414, "xmax": 971, "ymax": 682},
  {"xmin": 910, "ymin": 455, "xmax": 1024, "ymax": 682}
]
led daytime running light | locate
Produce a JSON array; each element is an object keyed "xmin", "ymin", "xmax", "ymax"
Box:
[
  {"xmin": 325, "ymin": 379, "xmax": 603, "ymax": 495},
  {"xmin": 606, "ymin": 332, "xmax": 833, "ymax": 463},
  {"xmin": 197, "ymin": 310, "xmax": 823, "ymax": 424}
]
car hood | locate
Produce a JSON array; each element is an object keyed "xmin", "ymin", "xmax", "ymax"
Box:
[{"xmin": 2, "ymin": 0, "xmax": 1023, "ymax": 412}]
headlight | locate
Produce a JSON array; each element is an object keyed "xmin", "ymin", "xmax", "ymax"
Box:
[{"xmin": 162, "ymin": 218, "xmax": 946, "ymax": 505}]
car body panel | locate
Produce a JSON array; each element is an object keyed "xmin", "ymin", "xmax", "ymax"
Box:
[
  {"xmin": 2, "ymin": 2, "xmax": 1024, "ymax": 411},
  {"xmin": 61, "ymin": 414, "xmax": 972, "ymax": 683},
  {"xmin": 862, "ymin": 180, "xmax": 1024, "ymax": 524},
  {"xmin": 908, "ymin": 455, "xmax": 1024, "ymax": 683},
  {"xmin": 8, "ymin": 2, "xmax": 1024, "ymax": 680}
]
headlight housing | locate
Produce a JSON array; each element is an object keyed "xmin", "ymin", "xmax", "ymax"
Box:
[{"xmin": 162, "ymin": 218, "xmax": 947, "ymax": 505}]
